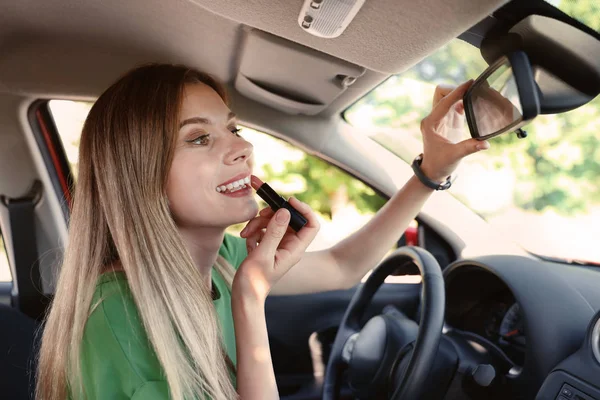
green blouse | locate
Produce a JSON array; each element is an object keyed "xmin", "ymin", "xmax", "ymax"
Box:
[{"xmin": 78, "ymin": 234, "xmax": 247, "ymax": 399}]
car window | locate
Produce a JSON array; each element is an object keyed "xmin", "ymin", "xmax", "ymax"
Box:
[
  {"xmin": 48, "ymin": 101, "xmax": 399, "ymax": 268},
  {"xmin": 345, "ymin": 38, "xmax": 600, "ymax": 264},
  {"xmin": 0, "ymin": 234, "xmax": 11, "ymax": 282},
  {"xmin": 48, "ymin": 100, "xmax": 92, "ymax": 182}
]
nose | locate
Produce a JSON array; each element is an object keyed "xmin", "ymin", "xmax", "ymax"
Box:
[{"xmin": 225, "ymin": 137, "xmax": 253, "ymax": 165}]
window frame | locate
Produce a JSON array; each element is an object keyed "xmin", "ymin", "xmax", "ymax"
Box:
[
  {"xmin": 28, "ymin": 100, "xmax": 74, "ymax": 222},
  {"xmin": 0, "ymin": 231, "xmax": 12, "ymax": 284}
]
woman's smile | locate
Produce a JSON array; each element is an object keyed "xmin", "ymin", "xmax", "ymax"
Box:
[{"xmin": 216, "ymin": 173, "xmax": 252, "ymax": 196}]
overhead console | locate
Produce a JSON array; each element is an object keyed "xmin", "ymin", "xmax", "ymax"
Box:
[
  {"xmin": 536, "ymin": 310, "xmax": 600, "ymax": 400},
  {"xmin": 234, "ymin": 30, "xmax": 365, "ymax": 115}
]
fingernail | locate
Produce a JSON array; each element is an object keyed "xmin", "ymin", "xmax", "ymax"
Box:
[
  {"xmin": 476, "ymin": 142, "xmax": 490, "ymax": 150},
  {"xmin": 276, "ymin": 209, "xmax": 290, "ymax": 223}
]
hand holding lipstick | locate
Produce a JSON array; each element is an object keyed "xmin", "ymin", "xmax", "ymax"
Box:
[
  {"xmin": 250, "ymin": 176, "xmax": 308, "ymax": 232},
  {"xmin": 233, "ymin": 176, "xmax": 320, "ymax": 301},
  {"xmin": 241, "ymin": 196, "xmax": 319, "ymax": 252},
  {"xmin": 242, "ymin": 176, "xmax": 320, "ymax": 252}
]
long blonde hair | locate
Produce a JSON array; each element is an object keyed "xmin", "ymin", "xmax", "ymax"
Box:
[{"xmin": 36, "ymin": 64, "xmax": 238, "ymax": 400}]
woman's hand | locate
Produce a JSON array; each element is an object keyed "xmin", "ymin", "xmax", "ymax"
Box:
[
  {"xmin": 419, "ymin": 80, "xmax": 490, "ymax": 183},
  {"xmin": 234, "ymin": 198, "xmax": 320, "ymax": 302},
  {"xmin": 233, "ymin": 199, "xmax": 318, "ymax": 400}
]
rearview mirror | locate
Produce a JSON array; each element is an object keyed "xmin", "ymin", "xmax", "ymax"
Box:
[{"xmin": 464, "ymin": 51, "xmax": 540, "ymax": 141}]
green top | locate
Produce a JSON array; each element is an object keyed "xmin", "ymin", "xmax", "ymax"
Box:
[{"xmin": 78, "ymin": 234, "xmax": 247, "ymax": 399}]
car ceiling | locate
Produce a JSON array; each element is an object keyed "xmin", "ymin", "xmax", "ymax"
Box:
[{"xmin": 0, "ymin": 0, "xmax": 508, "ymax": 116}]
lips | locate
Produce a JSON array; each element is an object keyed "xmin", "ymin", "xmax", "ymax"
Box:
[{"xmin": 216, "ymin": 174, "xmax": 251, "ymax": 194}]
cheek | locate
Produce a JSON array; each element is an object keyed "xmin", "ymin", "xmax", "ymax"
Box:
[
  {"xmin": 165, "ymin": 151, "xmax": 260, "ymax": 227},
  {"xmin": 166, "ymin": 156, "xmax": 215, "ymax": 221}
]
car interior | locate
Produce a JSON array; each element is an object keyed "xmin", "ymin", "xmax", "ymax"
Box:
[{"xmin": 1, "ymin": 0, "xmax": 599, "ymax": 399}]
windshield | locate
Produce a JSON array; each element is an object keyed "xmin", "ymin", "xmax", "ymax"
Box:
[
  {"xmin": 544, "ymin": 0, "xmax": 600, "ymax": 31},
  {"xmin": 345, "ymin": 38, "xmax": 600, "ymax": 264}
]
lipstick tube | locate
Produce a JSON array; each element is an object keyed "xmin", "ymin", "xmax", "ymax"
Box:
[{"xmin": 251, "ymin": 176, "xmax": 308, "ymax": 232}]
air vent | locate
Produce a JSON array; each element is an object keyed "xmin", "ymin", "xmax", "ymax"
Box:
[{"xmin": 298, "ymin": 0, "xmax": 365, "ymax": 38}]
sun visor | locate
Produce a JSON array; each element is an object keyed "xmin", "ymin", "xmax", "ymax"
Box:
[{"xmin": 234, "ymin": 30, "xmax": 365, "ymax": 115}]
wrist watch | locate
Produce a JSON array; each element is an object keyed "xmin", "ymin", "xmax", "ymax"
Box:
[{"xmin": 411, "ymin": 154, "xmax": 452, "ymax": 191}]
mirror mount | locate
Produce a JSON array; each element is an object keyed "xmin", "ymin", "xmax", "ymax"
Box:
[
  {"xmin": 515, "ymin": 128, "xmax": 527, "ymax": 139},
  {"xmin": 480, "ymin": 15, "xmax": 600, "ymax": 114}
]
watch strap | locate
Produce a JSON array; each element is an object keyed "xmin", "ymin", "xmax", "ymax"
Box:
[{"xmin": 411, "ymin": 154, "xmax": 452, "ymax": 191}]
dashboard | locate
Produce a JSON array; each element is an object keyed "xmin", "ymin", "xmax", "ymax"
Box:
[
  {"xmin": 447, "ymin": 291, "xmax": 526, "ymax": 367},
  {"xmin": 443, "ymin": 255, "xmax": 600, "ymax": 399}
]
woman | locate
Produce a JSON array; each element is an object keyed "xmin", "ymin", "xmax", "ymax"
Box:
[{"xmin": 35, "ymin": 64, "xmax": 488, "ymax": 400}]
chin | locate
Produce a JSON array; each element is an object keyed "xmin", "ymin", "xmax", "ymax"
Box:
[
  {"xmin": 244, "ymin": 200, "xmax": 260, "ymax": 220},
  {"xmin": 230, "ymin": 198, "xmax": 259, "ymax": 224}
]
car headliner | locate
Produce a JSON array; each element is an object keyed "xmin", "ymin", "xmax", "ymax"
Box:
[{"xmin": 0, "ymin": 0, "xmax": 507, "ymax": 115}]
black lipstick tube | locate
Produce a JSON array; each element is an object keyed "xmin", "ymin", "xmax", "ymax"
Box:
[{"xmin": 255, "ymin": 183, "xmax": 308, "ymax": 232}]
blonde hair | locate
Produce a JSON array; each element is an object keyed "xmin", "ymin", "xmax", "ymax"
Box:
[{"xmin": 36, "ymin": 64, "xmax": 238, "ymax": 400}]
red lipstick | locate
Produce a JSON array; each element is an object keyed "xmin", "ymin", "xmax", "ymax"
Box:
[{"xmin": 250, "ymin": 175, "xmax": 308, "ymax": 232}]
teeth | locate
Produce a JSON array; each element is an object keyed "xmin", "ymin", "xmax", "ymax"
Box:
[
  {"xmin": 229, "ymin": 185, "xmax": 245, "ymax": 193},
  {"xmin": 217, "ymin": 176, "xmax": 251, "ymax": 193}
]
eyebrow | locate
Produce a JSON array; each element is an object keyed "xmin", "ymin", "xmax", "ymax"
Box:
[{"xmin": 179, "ymin": 112, "xmax": 236, "ymax": 129}]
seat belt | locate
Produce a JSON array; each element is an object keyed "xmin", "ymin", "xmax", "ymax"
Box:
[{"xmin": 0, "ymin": 181, "xmax": 48, "ymax": 321}]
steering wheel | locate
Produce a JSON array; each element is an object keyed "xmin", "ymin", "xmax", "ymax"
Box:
[{"xmin": 322, "ymin": 246, "xmax": 445, "ymax": 400}]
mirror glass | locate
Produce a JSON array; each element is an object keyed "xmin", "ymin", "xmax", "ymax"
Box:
[{"xmin": 470, "ymin": 63, "xmax": 523, "ymax": 139}]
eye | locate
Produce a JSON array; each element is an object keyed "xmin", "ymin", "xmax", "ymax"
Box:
[
  {"xmin": 187, "ymin": 134, "xmax": 211, "ymax": 146},
  {"xmin": 230, "ymin": 127, "xmax": 242, "ymax": 137}
]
